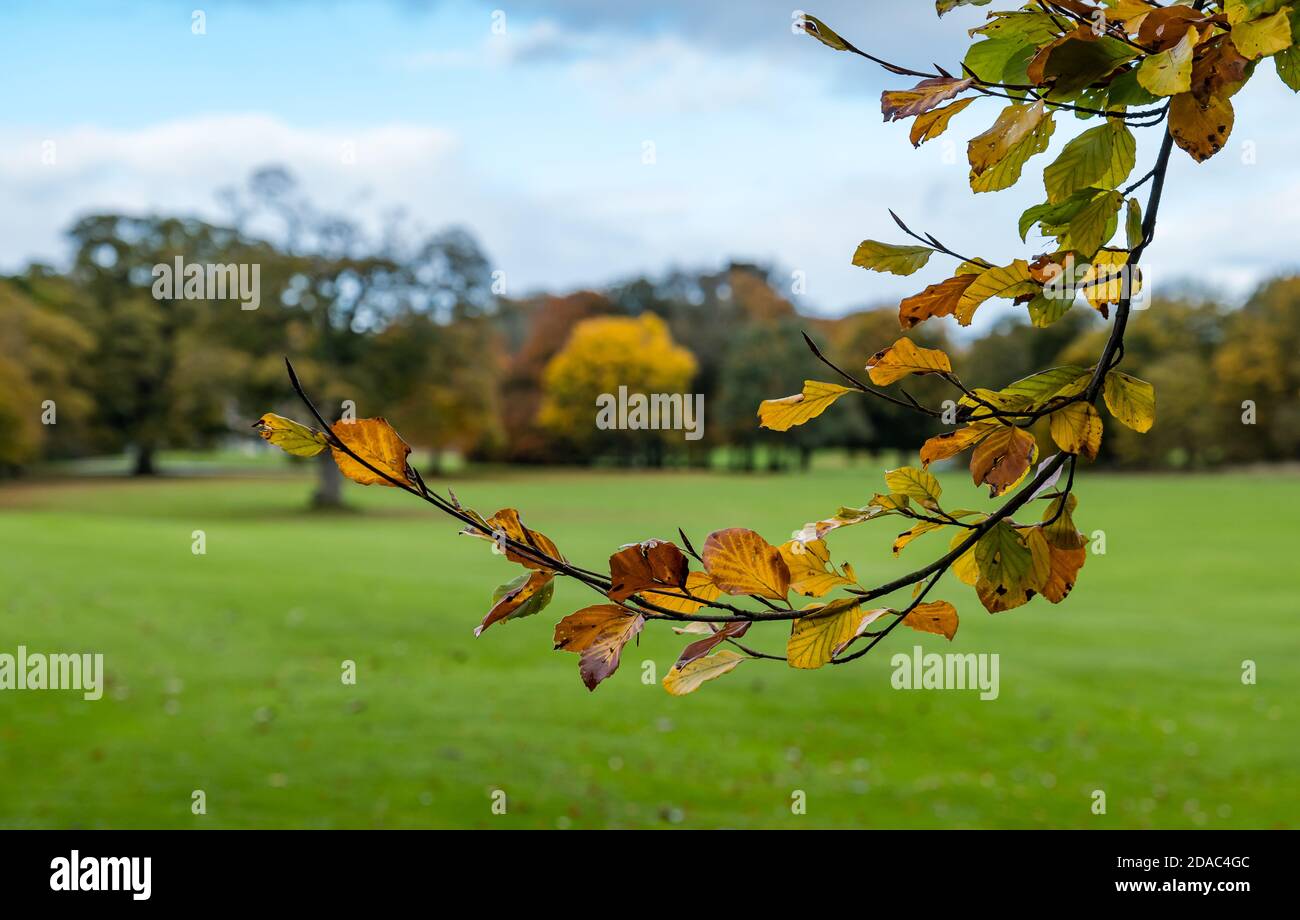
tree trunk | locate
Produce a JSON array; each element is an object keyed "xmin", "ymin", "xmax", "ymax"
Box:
[
  {"xmin": 133, "ymin": 444, "xmax": 157, "ymax": 476},
  {"xmin": 313, "ymin": 452, "xmax": 344, "ymax": 508}
]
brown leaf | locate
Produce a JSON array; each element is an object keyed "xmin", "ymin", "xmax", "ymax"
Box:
[
  {"xmin": 701, "ymin": 528, "xmax": 790, "ymax": 600},
  {"xmin": 674, "ymin": 621, "xmax": 751, "ymax": 669},
  {"xmin": 969, "ymin": 424, "xmax": 1037, "ymax": 497},
  {"xmin": 898, "ymin": 274, "xmax": 979, "ymax": 329},
  {"xmin": 330, "ymin": 418, "xmax": 414, "ymax": 488},
  {"xmin": 882, "ymin": 77, "xmax": 973, "ymax": 122},
  {"xmin": 553, "ymin": 604, "xmax": 645, "ymax": 691},
  {"xmin": 476, "ymin": 570, "xmax": 554, "ymax": 637},
  {"xmin": 607, "ymin": 540, "xmax": 689, "ymax": 602}
]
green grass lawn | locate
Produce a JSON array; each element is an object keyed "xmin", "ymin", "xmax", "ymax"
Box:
[{"xmin": 0, "ymin": 464, "xmax": 1296, "ymax": 829}]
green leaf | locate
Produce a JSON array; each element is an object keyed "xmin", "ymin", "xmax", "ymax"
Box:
[
  {"xmin": 970, "ymin": 112, "xmax": 1056, "ymax": 194},
  {"xmin": 1107, "ymin": 69, "xmax": 1160, "ymax": 108},
  {"xmin": 1277, "ymin": 45, "xmax": 1300, "ymax": 90},
  {"xmin": 1125, "ymin": 197, "xmax": 1144, "ymax": 249},
  {"xmin": 799, "ymin": 15, "xmax": 850, "ymax": 51},
  {"xmin": 1042, "ymin": 120, "xmax": 1136, "ymax": 203},
  {"xmin": 964, "ymin": 38, "xmax": 1035, "ymax": 84},
  {"xmin": 884, "ymin": 466, "xmax": 944, "ymax": 511},
  {"xmin": 971, "ymin": 10, "xmax": 1061, "ymax": 45},
  {"xmin": 937, "ymin": 0, "xmax": 993, "ymax": 16},
  {"xmin": 1019, "ymin": 187, "xmax": 1096, "ymax": 241},
  {"xmin": 1027, "ymin": 292, "xmax": 1073, "ymax": 327},
  {"xmin": 852, "ymin": 240, "xmax": 934, "ymax": 276},
  {"xmin": 1063, "ymin": 189, "xmax": 1123, "ymax": 258}
]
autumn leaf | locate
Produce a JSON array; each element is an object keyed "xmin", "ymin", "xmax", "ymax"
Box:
[
  {"xmin": 476, "ymin": 570, "xmax": 555, "ymax": 637},
  {"xmin": 910, "ymin": 98, "xmax": 975, "ymax": 146},
  {"xmin": 885, "ymin": 466, "xmax": 944, "ymax": 510},
  {"xmin": 464, "ymin": 508, "xmax": 564, "ymax": 573},
  {"xmin": 901, "ymin": 600, "xmax": 959, "ymax": 640},
  {"xmin": 1079, "ymin": 250, "xmax": 1138, "ymax": 311},
  {"xmin": 956, "ymin": 260, "xmax": 1039, "ymax": 325},
  {"xmin": 1231, "ymin": 9, "xmax": 1294, "ymax": 59},
  {"xmin": 252, "ymin": 413, "xmax": 328, "ymax": 457},
  {"xmin": 974, "ymin": 522, "xmax": 1049, "ymax": 613},
  {"xmin": 644, "ymin": 571, "xmax": 722, "ymax": 614},
  {"xmin": 674, "ymin": 621, "xmax": 750, "ymax": 669},
  {"xmin": 1103, "ymin": 370, "xmax": 1156, "ymax": 432},
  {"xmin": 968, "ymin": 101, "xmax": 1047, "ymax": 178},
  {"xmin": 950, "ymin": 529, "xmax": 981, "ymax": 586},
  {"xmin": 758, "ymin": 380, "xmax": 853, "ymax": 431},
  {"xmin": 553, "ymin": 604, "xmax": 645, "ymax": 691},
  {"xmin": 662, "ymin": 650, "xmax": 745, "ymax": 696},
  {"xmin": 899, "ymin": 274, "xmax": 979, "ymax": 328},
  {"xmin": 787, "ymin": 598, "xmax": 888, "ymax": 669},
  {"xmin": 852, "ymin": 240, "xmax": 934, "ymax": 276},
  {"xmin": 1042, "ymin": 543, "xmax": 1087, "ymax": 603},
  {"xmin": 778, "ymin": 538, "xmax": 854, "ymax": 598},
  {"xmin": 882, "ymin": 77, "xmax": 973, "ymax": 123},
  {"xmin": 865, "ymin": 338, "xmax": 953, "ymax": 385},
  {"xmin": 1169, "ymin": 91, "xmax": 1235, "ymax": 162},
  {"xmin": 701, "ymin": 528, "xmax": 791, "ymax": 600},
  {"xmin": 919, "ymin": 423, "xmax": 995, "ymax": 468},
  {"xmin": 1049, "ymin": 401, "xmax": 1103, "ymax": 460},
  {"xmin": 607, "ymin": 540, "xmax": 689, "ymax": 602},
  {"xmin": 970, "ymin": 424, "xmax": 1038, "ymax": 497},
  {"xmin": 1137, "ymin": 25, "xmax": 1200, "ymax": 97},
  {"xmin": 330, "ymin": 417, "xmax": 415, "ymax": 488}
]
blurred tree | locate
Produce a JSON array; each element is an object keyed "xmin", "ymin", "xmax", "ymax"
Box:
[{"xmin": 539, "ymin": 313, "xmax": 697, "ymax": 464}]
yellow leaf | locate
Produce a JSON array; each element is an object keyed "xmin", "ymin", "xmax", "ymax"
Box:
[
  {"xmin": 1169, "ymin": 91, "xmax": 1235, "ymax": 163},
  {"xmin": 970, "ymin": 425, "xmax": 1038, "ymax": 497},
  {"xmin": 662, "ymin": 650, "xmax": 745, "ymax": 696},
  {"xmin": 252, "ymin": 413, "xmax": 328, "ymax": 457},
  {"xmin": 778, "ymin": 539, "xmax": 853, "ymax": 598},
  {"xmin": 330, "ymin": 417, "xmax": 414, "ymax": 488},
  {"xmin": 865, "ymin": 338, "xmax": 953, "ymax": 385},
  {"xmin": 910, "ymin": 97, "xmax": 975, "ymax": 146},
  {"xmin": 1049, "ymin": 402, "xmax": 1103, "ymax": 460},
  {"xmin": 1137, "ymin": 25, "xmax": 1199, "ymax": 97},
  {"xmin": 951, "ymin": 529, "xmax": 980, "ymax": 586},
  {"xmin": 464, "ymin": 508, "xmax": 564, "ymax": 573},
  {"xmin": 701, "ymin": 528, "xmax": 790, "ymax": 600},
  {"xmin": 902, "ymin": 600, "xmax": 959, "ymax": 641},
  {"xmin": 1103, "ymin": 371, "xmax": 1156, "ymax": 432},
  {"xmin": 1231, "ymin": 9, "xmax": 1294, "ymax": 59},
  {"xmin": 787, "ymin": 599, "xmax": 888, "ymax": 669},
  {"xmin": 968, "ymin": 101, "xmax": 1048, "ymax": 177},
  {"xmin": 884, "ymin": 466, "xmax": 943, "ymax": 510},
  {"xmin": 645, "ymin": 571, "xmax": 722, "ymax": 614},
  {"xmin": 758, "ymin": 380, "xmax": 853, "ymax": 432},
  {"xmin": 955, "ymin": 260, "xmax": 1039, "ymax": 325},
  {"xmin": 919, "ymin": 423, "xmax": 995, "ymax": 468}
]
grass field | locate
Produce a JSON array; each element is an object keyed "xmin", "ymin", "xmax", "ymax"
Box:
[{"xmin": 0, "ymin": 463, "xmax": 1296, "ymax": 829}]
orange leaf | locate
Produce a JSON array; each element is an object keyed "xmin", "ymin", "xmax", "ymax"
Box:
[
  {"xmin": 899, "ymin": 274, "xmax": 978, "ymax": 329},
  {"xmin": 865, "ymin": 338, "xmax": 953, "ymax": 386},
  {"xmin": 330, "ymin": 418, "xmax": 414, "ymax": 488},
  {"xmin": 553, "ymin": 604, "xmax": 645, "ymax": 691},
  {"xmin": 881, "ymin": 77, "xmax": 973, "ymax": 122},
  {"xmin": 701, "ymin": 528, "xmax": 790, "ymax": 600},
  {"xmin": 464, "ymin": 508, "xmax": 564, "ymax": 573},
  {"xmin": 920, "ymin": 423, "xmax": 995, "ymax": 468},
  {"xmin": 901, "ymin": 600, "xmax": 959, "ymax": 641}
]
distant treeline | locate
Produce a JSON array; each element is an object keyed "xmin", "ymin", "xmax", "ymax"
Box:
[{"xmin": 3, "ymin": 168, "xmax": 1298, "ymax": 491}]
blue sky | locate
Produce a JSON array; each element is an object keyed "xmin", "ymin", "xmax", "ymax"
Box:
[{"xmin": 4, "ymin": 0, "xmax": 1300, "ymax": 316}]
